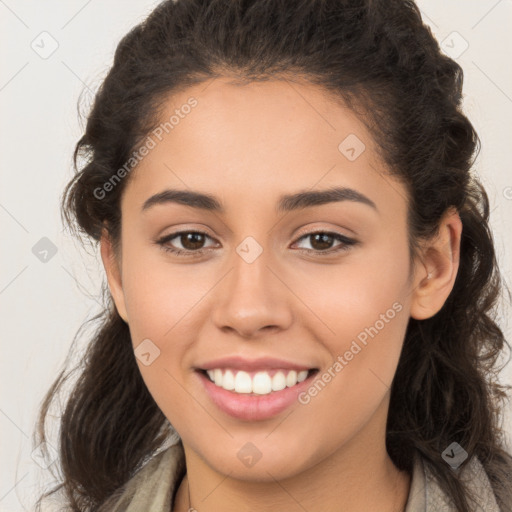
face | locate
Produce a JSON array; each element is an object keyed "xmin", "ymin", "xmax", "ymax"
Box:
[{"xmin": 101, "ymin": 77, "xmax": 459, "ymax": 482}]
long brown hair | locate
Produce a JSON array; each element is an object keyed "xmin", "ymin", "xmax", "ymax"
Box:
[{"xmin": 34, "ymin": 1, "xmax": 512, "ymax": 510}]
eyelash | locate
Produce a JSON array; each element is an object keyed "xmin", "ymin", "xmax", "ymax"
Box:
[{"xmin": 155, "ymin": 230, "xmax": 358, "ymax": 258}]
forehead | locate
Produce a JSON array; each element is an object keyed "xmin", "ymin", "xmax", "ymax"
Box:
[{"xmin": 123, "ymin": 77, "xmax": 406, "ymax": 220}]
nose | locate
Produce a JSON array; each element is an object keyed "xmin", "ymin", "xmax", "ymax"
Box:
[{"xmin": 210, "ymin": 251, "xmax": 294, "ymax": 339}]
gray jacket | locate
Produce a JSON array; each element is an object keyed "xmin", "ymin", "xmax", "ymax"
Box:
[{"xmin": 100, "ymin": 442, "xmax": 502, "ymax": 511}]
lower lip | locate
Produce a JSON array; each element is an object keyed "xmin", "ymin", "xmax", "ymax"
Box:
[{"xmin": 196, "ymin": 369, "xmax": 318, "ymax": 421}]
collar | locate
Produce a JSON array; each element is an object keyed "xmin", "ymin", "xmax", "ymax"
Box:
[{"xmin": 404, "ymin": 449, "xmax": 501, "ymax": 511}]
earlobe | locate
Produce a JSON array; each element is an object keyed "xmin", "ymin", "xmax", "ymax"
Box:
[
  {"xmin": 99, "ymin": 229, "xmax": 129, "ymax": 323},
  {"xmin": 409, "ymin": 208, "xmax": 462, "ymax": 321}
]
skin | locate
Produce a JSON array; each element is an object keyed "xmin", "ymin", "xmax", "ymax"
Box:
[{"xmin": 100, "ymin": 77, "xmax": 462, "ymax": 512}]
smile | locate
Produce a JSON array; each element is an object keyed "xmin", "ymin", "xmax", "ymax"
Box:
[
  {"xmin": 196, "ymin": 368, "xmax": 319, "ymax": 421},
  {"xmin": 204, "ymin": 368, "xmax": 313, "ymax": 395}
]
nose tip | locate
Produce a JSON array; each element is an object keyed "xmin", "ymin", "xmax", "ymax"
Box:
[{"xmin": 211, "ymin": 262, "xmax": 294, "ymax": 339}]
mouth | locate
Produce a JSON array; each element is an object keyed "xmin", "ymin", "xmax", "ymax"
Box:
[
  {"xmin": 197, "ymin": 367, "xmax": 319, "ymax": 395},
  {"xmin": 195, "ymin": 367, "xmax": 320, "ymax": 421}
]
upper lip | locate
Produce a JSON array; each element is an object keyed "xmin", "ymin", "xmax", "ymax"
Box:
[{"xmin": 196, "ymin": 356, "xmax": 318, "ymax": 372}]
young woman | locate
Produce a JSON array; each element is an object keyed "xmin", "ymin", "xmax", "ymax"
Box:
[{"xmin": 34, "ymin": 0, "xmax": 512, "ymax": 511}]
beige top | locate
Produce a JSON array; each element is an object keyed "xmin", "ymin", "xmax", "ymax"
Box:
[{"xmin": 100, "ymin": 441, "xmax": 501, "ymax": 511}]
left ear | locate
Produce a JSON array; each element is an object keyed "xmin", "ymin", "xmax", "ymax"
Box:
[{"xmin": 410, "ymin": 207, "xmax": 463, "ymax": 320}]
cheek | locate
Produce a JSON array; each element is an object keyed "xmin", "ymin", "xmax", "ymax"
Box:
[
  {"xmin": 293, "ymin": 239, "xmax": 410, "ymax": 426},
  {"xmin": 118, "ymin": 244, "xmax": 222, "ymax": 401},
  {"xmin": 120, "ymin": 243, "xmax": 208, "ymax": 344},
  {"xmin": 120, "ymin": 258, "xmax": 202, "ymax": 428},
  {"xmin": 296, "ymin": 230, "xmax": 410, "ymax": 342}
]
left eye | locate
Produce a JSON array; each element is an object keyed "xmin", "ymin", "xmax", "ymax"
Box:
[
  {"xmin": 155, "ymin": 230, "xmax": 358, "ymax": 257},
  {"xmin": 293, "ymin": 231, "xmax": 357, "ymax": 253}
]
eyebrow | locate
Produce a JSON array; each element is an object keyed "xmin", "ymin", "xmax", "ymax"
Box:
[{"xmin": 141, "ymin": 186, "xmax": 378, "ymax": 214}]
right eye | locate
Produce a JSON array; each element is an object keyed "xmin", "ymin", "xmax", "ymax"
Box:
[{"xmin": 156, "ymin": 230, "xmax": 218, "ymax": 257}]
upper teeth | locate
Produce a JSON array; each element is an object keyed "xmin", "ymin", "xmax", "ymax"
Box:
[{"xmin": 206, "ymin": 369, "xmax": 309, "ymax": 395}]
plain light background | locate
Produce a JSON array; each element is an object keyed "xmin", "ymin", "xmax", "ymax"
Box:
[{"xmin": 1, "ymin": 1, "xmax": 511, "ymax": 510}]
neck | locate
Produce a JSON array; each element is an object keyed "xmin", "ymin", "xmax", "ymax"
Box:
[{"xmin": 173, "ymin": 399, "xmax": 411, "ymax": 512}]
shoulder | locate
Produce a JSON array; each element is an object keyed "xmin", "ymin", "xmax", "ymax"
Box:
[
  {"xmin": 405, "ymin": 450, "xmax": 504, "ymax": 512},
  {"xmin": 97, "ymin": 442, "xmax": 186, "ymax": 512}
]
